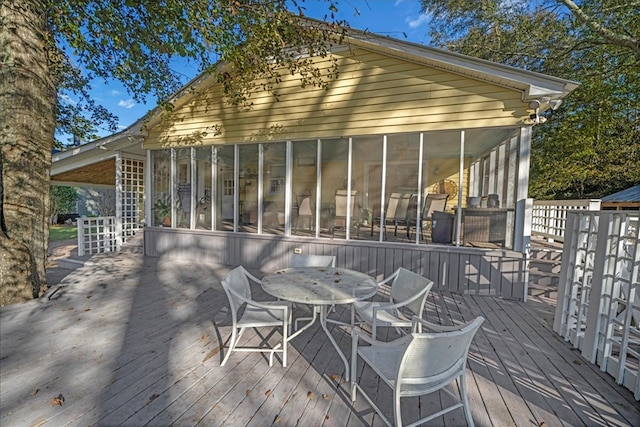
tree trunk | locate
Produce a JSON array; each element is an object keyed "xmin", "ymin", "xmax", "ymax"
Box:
[{"xmin": 0, "ymin": 0, "xmax": 56, "ymax": 305}]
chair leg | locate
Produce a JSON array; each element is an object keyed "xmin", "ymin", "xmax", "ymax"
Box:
[
  {"xmin": 221, "ymin": 326, "xmax": 239, "ymax": 366},
  {"xmin": 282, "ymin": 323, "xmax": 288, "ymax": 367},
  {"xmin": 394, "ymin": 390, "xmax": 403, "ymax": 427},
  {"xmin": 460, "ymin": 372, "xmax": 475, "ymax": 427},
  {"xmin": 351, "ymin": 332, "xmax": 358, "ymax": 401}
]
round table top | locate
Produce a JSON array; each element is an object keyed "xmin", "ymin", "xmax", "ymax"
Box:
[{"xmin": 262, "ymin": 267, "xmax": 378, "ymax": 305}]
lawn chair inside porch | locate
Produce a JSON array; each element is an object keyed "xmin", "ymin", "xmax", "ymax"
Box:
[
  {"xmin": 332, "ymin": 189, "xmax": 360, "ymax": 238},
  {"xmin": 407, "ymin": 193, "xmax": 449, "ymax": 240}
]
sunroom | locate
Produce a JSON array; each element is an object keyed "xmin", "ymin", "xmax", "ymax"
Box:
[{"xmin": 53, "ymin": 27, "xmax": 578, "ymax": 300}]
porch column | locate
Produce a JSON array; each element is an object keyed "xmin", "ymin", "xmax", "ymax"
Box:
[
  {"xmin": 514, "ymin": 126, "xmax": 532, "ymax": 254},
  {"xmin": 145, "ymin": 150, "xmax": 152, "ymax": 228}
]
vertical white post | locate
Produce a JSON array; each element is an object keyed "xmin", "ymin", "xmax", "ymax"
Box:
[
  {"xmin": 506, "ymin": 136, "xmax": 518, "ymax": 209},
  {"xmin": 488, "ymin": 149, "xmax": 497, "ymax": 194},
  {"xmin": 170, "ymin": 148, "xmax": 176, "ymax": 228},
  {"xmin": 582, "ymin": 211, "xmax": 612, "ymax": 363},
  {"xmin": 211, "ymin": 146, "xmax": 217, "ymax": 231},
  {"xmin": 257, "ymin": 144, "xmax": 264, "ymax": 234},
  {"xmin": 455, "ymin": 131, "xmax": 465, "ymax": 246},
  {"xmin": 315, "ymin": 139, "xmax": 322, "ymax": 239},
  {"xmin": 145, "ymin": 151, "xmax": 152, "ymax": 230},
  {"xmin": 416, "ymin": 133, "xmax": 424, "ymax": 244},
  {"xmin": 588, "ymin": 199, "xmax": 602, "ymax": 211},
  {"xmin": 77, "ymin": 218, "xmax": 84, "ymax": 256},
  {"xmin": 379, "ymin": 135, "xmax": 387, "ymax": 242},
  {"xmin": 346, "ymin": 137, "xmax": 353, "ymax": 240},
  {"xmin": 514, "ymin": 127, "xmax": 532, "ymax": 253},
  {"xmin": 190, "ymin": 148, "xmax": 196, "ymax": 229},
  {"xmin": 285, "ymin": 141, "xmax": 292, "ymax": 236},
  {"xmin": 115, "ymin": 152, "xmax": 123, "ymax": 251},
  {"xmin": 554, "ymin": 212, "xmax": 578, "ymax": 334},
  {"xmin": 233, "ymin": 145, "xmax": 239, "ymax": 233}
]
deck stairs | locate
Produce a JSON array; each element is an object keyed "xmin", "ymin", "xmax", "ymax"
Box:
[{"xmin": 528, "ymin": 236, "xmax": 564, "ymax": 298}]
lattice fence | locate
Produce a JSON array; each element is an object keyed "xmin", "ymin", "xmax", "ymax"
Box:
[{"xmin": 554, "ymin": 210, "xmax": 640, "ymax": 400}]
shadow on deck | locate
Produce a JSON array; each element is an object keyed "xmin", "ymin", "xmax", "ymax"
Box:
[{"xmin": 0, "ymin": 236, "xmax": 637, "ymax": 426}]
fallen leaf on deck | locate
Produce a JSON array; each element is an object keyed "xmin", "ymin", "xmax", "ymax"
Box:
[
  {"xmin": 30, "ymin": 389, "xmax": 39, "ymax": 396},
  {"xmin": 245, "ymin": 389, "xmax": 251, "ymax": 396},
  {"xmin": 265, "ymin": 389, "xmax": 272, "ymax": 397},
  {"xmin": 322, "ymin": 393, "xmax": 329, "ymax": 400},
  {"xmin": 539, "ymin": 422, "xmax": 546, "ymax": 427},
  {"xmin": 273, "ymin": 415, "xmax": 281, "ymax": 423},
  {"xmin": 331, "ymin": 374, "xmax": 339, "ymax": 382},
  {"xmin": 307, "ymin": 391, "xmax": 315, "ymax": 400},
  {"xmin": 573, "ymin": 360, "xmax": 582, "ymax": 365},
  {"xmin": 50, "ymin": 394, "xmax": 65, "ymax": 406}
]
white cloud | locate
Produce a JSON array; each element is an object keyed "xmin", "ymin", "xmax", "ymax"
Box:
[
  {"xmin": 406, "ymin": 14, "xmax": 429, "ymax": 29},
  {"xmin": 118, "ymin": 99, "xmax": 136, "ymax": 109},
  {"xmin": 58, "ymin": 93, "xmax": 78, "ymax": 105},
  {"xmin": 110, "ymin": 89, "xmax": 121, "ymax": 96}
]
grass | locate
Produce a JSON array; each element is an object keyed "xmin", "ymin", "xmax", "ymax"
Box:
[{"xmin": 49, "ymin": 225, "xmax": 77, "ymax": 241}]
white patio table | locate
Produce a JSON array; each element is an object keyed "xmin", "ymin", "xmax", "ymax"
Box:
[{"xmin": 261, "ymin": 267, "xmax": 377, "ymax": 380}]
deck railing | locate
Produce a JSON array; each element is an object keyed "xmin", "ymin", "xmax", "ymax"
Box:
[
  {"xmin": 553, "ymin": 210, "xmax": 640, "ymax": 400},
  {"xmin": 531, "ymin": 199, "xmax": 601, "ymax": 242},
  {"xmin": 77, "ymin": 216, "xmax": 120, "ymax": 256}
]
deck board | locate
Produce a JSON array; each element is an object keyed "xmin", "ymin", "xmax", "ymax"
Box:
[{"xmin": 1, "ymin": 250, "xmax": 639, "ymax": 427}]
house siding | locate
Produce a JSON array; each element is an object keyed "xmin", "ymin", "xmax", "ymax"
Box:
[{"xmin": 144, "ymin": 47, "xmax": 526, "ymax": 149}]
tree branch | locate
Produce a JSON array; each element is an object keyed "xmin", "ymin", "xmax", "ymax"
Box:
[{"xmin": 558, "ymin": 0, "xmax": 639, "ymax": 54}]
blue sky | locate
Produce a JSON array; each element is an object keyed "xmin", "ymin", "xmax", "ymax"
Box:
[{"xmin": 73, "ymin": 0, "xmax": 432, "ymax": 142}]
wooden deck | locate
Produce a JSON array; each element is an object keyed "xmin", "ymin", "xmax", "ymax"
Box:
[{"xmin": 1, "ymin": 243, "xmax": 639, "ymax": 426}]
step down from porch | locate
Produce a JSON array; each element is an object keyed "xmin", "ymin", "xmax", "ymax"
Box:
[{"xmin": 528, "ymin": 239, "xmax": 563, "ymax": 298}]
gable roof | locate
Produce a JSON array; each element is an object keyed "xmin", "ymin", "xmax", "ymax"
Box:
[
  {"xmin": 342, "ymin": 27, "xmax": 579, "ymax": 102},
  {"xmin": 144, "ymin": 20, "xmax": 579, "ymax": 130}
]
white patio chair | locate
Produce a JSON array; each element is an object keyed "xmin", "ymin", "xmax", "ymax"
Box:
[
  {"xmin": 351, "ymin": 267, "xmax": 433, "ymax": 340},
  {"xmin": 351, "ymin": 316, "xmax": 485, "ymax": 427},
  {"xmin": 220, "ymin": 266, "xmax": 293, "ymax": 367},
  {"xmin": 290, "ymin": 254, "xmax": 336, "ymax": 268}
]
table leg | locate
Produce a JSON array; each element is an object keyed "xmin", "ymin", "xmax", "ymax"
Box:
[
  {"xmin": 319, "ymin": 305, "xmax": 350, "ymax": 381},
  {"xmin": 290, "ymin": 305, "xmax": 319, "ymax": 341}
]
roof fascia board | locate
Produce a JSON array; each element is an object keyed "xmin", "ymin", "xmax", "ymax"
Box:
[
  {"xmin": 50, "ymin": 180, "xmax": 115, "ymax": 189},
  {"xmin": 51, "ymin": 152, "xmax": 116, "ymax": 176}
]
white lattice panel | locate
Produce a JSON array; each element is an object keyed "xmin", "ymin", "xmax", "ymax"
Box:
[
  {"xmin": 555, "ymin": 211, "xmax": 640, "ymax": 400},
  {"xmin": 77, "ymin": 217, "xmax": 117, "ymax": 256},
  {"xmin": 121, "ymin": 158, "xmax": 144, "ymax": 239}
]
